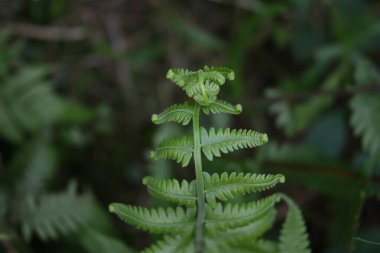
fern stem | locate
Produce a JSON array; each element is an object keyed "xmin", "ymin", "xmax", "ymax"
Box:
[{"xmin": 193, "ymin": 103, "xmax": 205, "ymax": 253}]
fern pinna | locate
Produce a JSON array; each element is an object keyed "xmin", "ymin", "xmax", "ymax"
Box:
[{"xmin": 109, "ymin": 66, "xmax": 311, "ymax": 253}]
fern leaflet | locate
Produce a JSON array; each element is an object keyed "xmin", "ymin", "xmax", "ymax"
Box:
[
  {"xmin": 142, "ymin": 177, "xmax": 196, "ymax": 207},
  {"xmin": 151, "ymin": 102, "xmax": 194, "ymax": 125},
  {"xmin": 150, "ymin": 135, "xmax": 193, "ymax": 167},
  {"xmin": 108, "ymin": 204, "xmax": 195, "ymax": 234},
  {"xmin": 19, "ymin": 182, "xmax": 93, "ymax": 241},
  {"xmin": 201, "ymin": 127, "xmax": 268, "ymax": 160},
  {"xmin": 202, "ymin": 100, "xmax": 242, "ymax": 115},
  {"xmin": 204, "ymin": 172, "xmax": 285, "ymax": 206},
  {"xmin": 204, "ymin": 194, "xmax": 281, "ymax": 232},
  {"xmin": 142, "ymin": 235, "xmax": 193, "ymax": 253}
]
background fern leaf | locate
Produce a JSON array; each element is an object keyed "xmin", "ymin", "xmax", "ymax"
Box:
[
  {"xmin": 201, "ymin": 127, "xmax": 268, "ymax": 160},
  {"xmin": 142, "ymin": 235, "xmax": 193, "ymax": 253},
  {"xmin": 350, "ymin": 95, "xmax": 380, "ymax": 158},
  {"xmin": 151, "ymin": 102, "xmax": 194, "ymax": 125},
  {"xmin": 109, "ymin": 204, "xmax": 195, "ymax": 234},
  {"xmin": 142, "ymin": 177, "xmax": 196, "ymax": 207},
  {"xmin": 150, "ymin": 135, "xmax": 193, "ymax": 167},
  {"xmin": 202, "ymin": 100, "xmax": 242, "ymax": 115},
  {"xmin": 204, "ymin": 194, "xmax": 281, "ymax": 232},
  {"xmin": 279, "ymin": 195, "xmax": 311, "ymax": 253},
  {"xmin": 19, "ymin": 182, "xmax": 93, "ymax": 241},
  {"xmin": 204, "ymin": 172, "xmax": 285, "ymax": 206}
]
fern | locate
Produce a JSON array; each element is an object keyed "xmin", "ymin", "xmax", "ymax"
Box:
[
  {"xmin": 150, "ymin": 135, "xmax": 193, "ymax": 167},
  {"xmin": 202, "ymin": 100, "xmax": 242, "ymax": 115},
  {"xmin": 143, "ymin": 177, "xmax": 196, "ymax": 207},
  {"xmin": 203, "ymin": 172, "xmax": 285, "ymax": 206},
  {"xmin": 152, "ymin": 102, "xmax": 194, "ymax": 125},
  {"xmin": 19, "ymin": 182, "xmax": 93, "ymax": 241},
  {"xmin": 109, "ymin": 66, "xmax": 310, "ymax": 253},
  {"xmin": 201, "ymin": 127, "xmax": 268, "ymax": 161},
  {"xmin": 350, "ymin": 95, "xmax": 380, "ymax": 158},
  {"xmin": 279, "ymin": 195, "xmax": 311, "ymax": 253},
  {"xmin": 204, "ymin": 194, "xmax": 281, "ymax": 232},
  {"xmin": 142, "ymin": 235, "xmax": 193, "ymax": 253},
  {"xmin": 109, "ymin": 204, "xmax": 196, "ymax": 234}
]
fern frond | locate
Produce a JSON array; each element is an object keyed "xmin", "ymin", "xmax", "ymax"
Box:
[
  {"xmin": 204, "ymin": 194, "xmax": 281, "ymax": 232},
  {"xmin": 182, "ymin": 79, "xmax": 220, "ymax": 106},
  {"xmin": 150, "ymin": 136, "xmax": 193, "ymax": 167},
  {"xmin": 166, "ymin": 68, "xmax": 196, "ymax": 87},
  {"xmin": 203, "ymin": 66, "xmax": 235, "ymax": 80},
  {"xmin": 235, "ymin": 239, "xmax": 278, "ymax": 253},
  {"xmin": 215, "ymin": 209, "xmax": 276, "ymax": 240},
  {"xmin": 202, "ymin": 100, "xmax": 242, "ymax": 115},
  {"xmin": 204, "ymin": 172, "xmax": 285, "ymax": 206},
  {"xmin": 279, "ymin": 195, "xmax": 311, "ymax": 253},
  {"xmin": 142, "ymin": 177, "xmax": 196, "ymax": 207},
  {"xmin": 201, "ymin": 128, "xmax": 268, "ymax": 160},
  {"xmin": 142, "ymin": 235, "xmax": 193, "ymax": 253},
  {"xmin": 350, "ymin": 95, "xmax": 380, "ymax": 158},
  {"xmin": 19, "ymin": 182, "xmax": 93, "ymax": 241},
  {"xmin": 109, "ymin": 204, "xmax": 195, "ymax": 234},
  {"xmin": 151, "ymin": 102, "xmax": 194, "ymax": 125}
]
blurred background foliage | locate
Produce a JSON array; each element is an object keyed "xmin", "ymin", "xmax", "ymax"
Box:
[{"xmin": 0, "ymin": 0, "xmax": 380, "ymax": 252}]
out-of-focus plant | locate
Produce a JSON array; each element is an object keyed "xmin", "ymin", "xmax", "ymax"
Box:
[{"xmin": 0, "ymin": 31, "xmax": 134, "ymax": 253}]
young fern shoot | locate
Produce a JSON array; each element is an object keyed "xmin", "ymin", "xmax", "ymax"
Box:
[{"xmin": 109, "ymin": 66, "xmax": 311, "ymax": 253}]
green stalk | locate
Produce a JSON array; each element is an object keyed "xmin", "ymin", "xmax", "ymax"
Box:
[{"xmin": 193, "ymin": 103, "xmax": 205, "ymax": 253}]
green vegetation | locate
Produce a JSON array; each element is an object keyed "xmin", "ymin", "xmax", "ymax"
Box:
[{"xmin": 109, "ymin": 67, "xmax": 310, "ymax": 253}]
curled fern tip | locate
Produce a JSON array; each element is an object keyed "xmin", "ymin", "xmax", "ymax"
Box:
[{"xmin": 261, "ymin": 133, "xmax": 268, "ymax": 143}]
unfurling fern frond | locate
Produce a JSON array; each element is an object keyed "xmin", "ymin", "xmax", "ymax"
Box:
[
  {"xmin": 19, "ymin": 182, "xmax": 93, "ymax": 241},
  {"xmin": 142, "ymin": 235, "xmax": 193, "ymax": 253},
  {"xmin": 142, "ymin": 177, "xmax": 196, "ymax": 207},
  {"xmin": 182, "ymin": 79, "xmax": 221, "ymax": 106},
  {"xmin": 150, "ymin": 136, "xmax": 193, "ymax": 167},
  {"xmin": 108, "ymin": 204, "xmax": 195, "ymax": 234},
  {"xmin": 203, "ymin": 66, "xmax": 235, "ymax": 81},
  {"xmin": 279, "ymin": 195, "xmax": 311, "ymax": 253},
  {"xmin": 203, "ymin": 172, "xmax": 285, "ymax": 206},
  {"xmin": 204, "ymin": 194, "xmax": 281, "ymax": 232},
  {"xmin": 202, "ymin": 100, "xmax": 242, "ymax": 115},
  {"xmin": 201, "ymin": 128, "xmax": 268, "ymax": 160},
  {"xmin": 151, "ymin": 102, "xmax": 194, "ymax": 125},
  {"xmin": 166, "ymin": 68, "xmax": 196, "ymax": 87}
]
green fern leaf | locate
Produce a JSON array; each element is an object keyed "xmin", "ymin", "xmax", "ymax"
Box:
[
  {"xmin": 203, "ymin": 66, "xmax": 235, "ymax": 81},
  {"xmin": 166, "ymin": 68, "xmax": 196, "ymax": 87},
  {"xmin": 109, "ymin": 204, "xmax": 195, "ymax": 234},
  {"xmin": 202, "ymin": 100, "xmax": 242, "ymax": 115},
  {"xmin": 182, "ymin": 79, "xmax": 220, "ymax": 106},
  {"xmin": 19, "ymin": 182, "xmax": 93, "ymax": 241},
  {"xmin": 204, "ymin": 172, "xmax": 285, "ymax": 206},
  {"xmin": 279, "ymin": 195, "xmax": 311, "ymax": 253},
  {"xmin": 142, "ymin": 235, "xmax": 193, "ymax": 253},
  {"xmin": 201, "ymin": 128, "xmax": 268, "ymax": 160},
  {"xmin": 151, "ymin": 102, "xmax": 194, "ymax": 125},
  {"xmin": 350, "ymin": 95, "xmax": 380, "ymax": 158},
  {"xmin": 204, "ymin": 194, "xmax": 281, "ymax": 232},
  {"xmin": 142, "ymin": 177, "xmax": 196, "ymax": 207},
  {"xmin": 150, "ymin": 136, "xmax": 193, "ymax": 167},
  {"xmin": 214, "ymin": 209, "xmax": 276, "ymax": 240}
]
